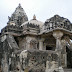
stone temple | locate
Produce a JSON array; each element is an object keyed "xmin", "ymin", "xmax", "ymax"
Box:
[{"xmin": 0, "ymin": 4, "xmax": 72, "ymax": 72}]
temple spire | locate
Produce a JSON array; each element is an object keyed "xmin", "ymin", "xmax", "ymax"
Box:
[
  {"xmin": 19, "ymin": 3, "xmax": 21, "ymax": 6},
  {"xmin": 7, "ymin": 4, "xmax": 28, "ymax": 26},
  {"xmin": 18, "ymin": 3, "xmax": 22, "ymax": 8},
  {"xmin": 33, "ymin": 14, "xmax": 36, "ymax": 20}
]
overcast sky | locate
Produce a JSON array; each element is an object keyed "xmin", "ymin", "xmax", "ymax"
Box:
[{"xmin": 0, "ymin": 0, "xmax": 72, "ymax": 31}]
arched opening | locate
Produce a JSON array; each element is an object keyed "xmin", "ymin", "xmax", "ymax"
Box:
[{"xmin": 66, "ymin": 46, "xmax": 72, "ymax": 68}]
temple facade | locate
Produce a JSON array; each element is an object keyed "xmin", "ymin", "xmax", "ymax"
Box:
[{"xmin": 0, "ymin": 4, "xmax": 72, "ymax": 72}]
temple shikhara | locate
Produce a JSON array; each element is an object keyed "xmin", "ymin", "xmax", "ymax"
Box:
[{"xmin": 0, "ymin": 4, "xmax": 72, "ymax": 72}]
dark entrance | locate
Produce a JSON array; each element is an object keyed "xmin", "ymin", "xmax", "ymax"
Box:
[
  {"xmin": 66, "ymin": 46, "xmax": 72, "ymax": 68},
  {"xmin": 46, "ymin": 46, "xmax": 53, "ymax": 50}
]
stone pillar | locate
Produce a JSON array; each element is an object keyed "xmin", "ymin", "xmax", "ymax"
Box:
[
  {"xmin": 53, "ymin": 31, "xmax": 63, "ymax": 67},
  {"xmin": 63, "ymin": 53, "xmax": 67, "ymax": 67},
  {"xmin": 53, "ymin": 31, "xmax": 63, "ymax": 51},
  {"xmin": 39, "ymin": 39, "xmax": 44, "ymax": 50},
  {"xmin": 26, "ymin": 36, "xmax": 31, "ymax": 50}
]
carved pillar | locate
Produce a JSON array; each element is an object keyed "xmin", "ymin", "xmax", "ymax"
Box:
[
  {"xmin": 53, "ymin": 31, "xmax": 63, "ymax": 67},
  {"xmin": 53, "ymin": 31, "xmax": 63, "ymax": 51},
  {"xmin": 39, "ymin": 39, "xmax": 44, "ymax": 50}
]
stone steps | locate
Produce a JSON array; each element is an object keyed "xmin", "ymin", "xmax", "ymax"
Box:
[{"xmin": 64, "ymin": 69, "xmax": 72, "ymax": 72}]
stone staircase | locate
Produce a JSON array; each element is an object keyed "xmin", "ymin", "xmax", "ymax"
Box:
[{"xmin": 64, "ymin": 69, "xmax": 72, "ymax": 72}]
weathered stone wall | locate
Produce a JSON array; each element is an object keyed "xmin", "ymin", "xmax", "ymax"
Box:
[
  {"xmin": 17, "ymin": 37, "xmax": 27, "ymax": 49},
  {"xmin": 0, "ymin": 35, "xmax": 19, "ymax": 72},
  {"xmin": 19, "ymin": 50, "xmax": 59, "ymax": 72}
]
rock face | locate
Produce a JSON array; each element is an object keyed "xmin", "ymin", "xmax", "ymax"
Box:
[{"xmin": 0, "ymin": 4, "xmax": 72, "ymax": 72}]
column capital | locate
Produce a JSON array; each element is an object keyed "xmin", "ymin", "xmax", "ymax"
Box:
[{"xmin": 53, "ymin": 30, "xmax": 63, "ymax": 39}]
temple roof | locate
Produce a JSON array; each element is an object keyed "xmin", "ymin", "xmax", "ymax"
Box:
[
  {"xmin": 21, "ymin": 15, "xmax": 43, "ymax": 28},
  {"xmin": 45, "ymin": 15, "xmax": 71, "ymax": 25},
  {"xmin": 8, "ymin": 4, "xmax": 28, "ymax": 26},
  {"xmin": 41, "ymin": 15, "xmax": 72, "ymax": 34}
]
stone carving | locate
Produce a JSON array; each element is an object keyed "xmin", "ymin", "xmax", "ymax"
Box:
[{"xmin": 30, "ymin": 40, "xmax": 37, "ymax": 49}]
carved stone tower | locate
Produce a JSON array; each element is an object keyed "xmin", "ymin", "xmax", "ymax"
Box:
[{"xmin": 7, "ymin": 4, "xmax": 28, "ymax": 26}]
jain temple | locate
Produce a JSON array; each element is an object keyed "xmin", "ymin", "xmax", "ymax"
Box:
[{"xmin": 0, "ymin": 4, "xmax": 72, "ymax": 72}]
